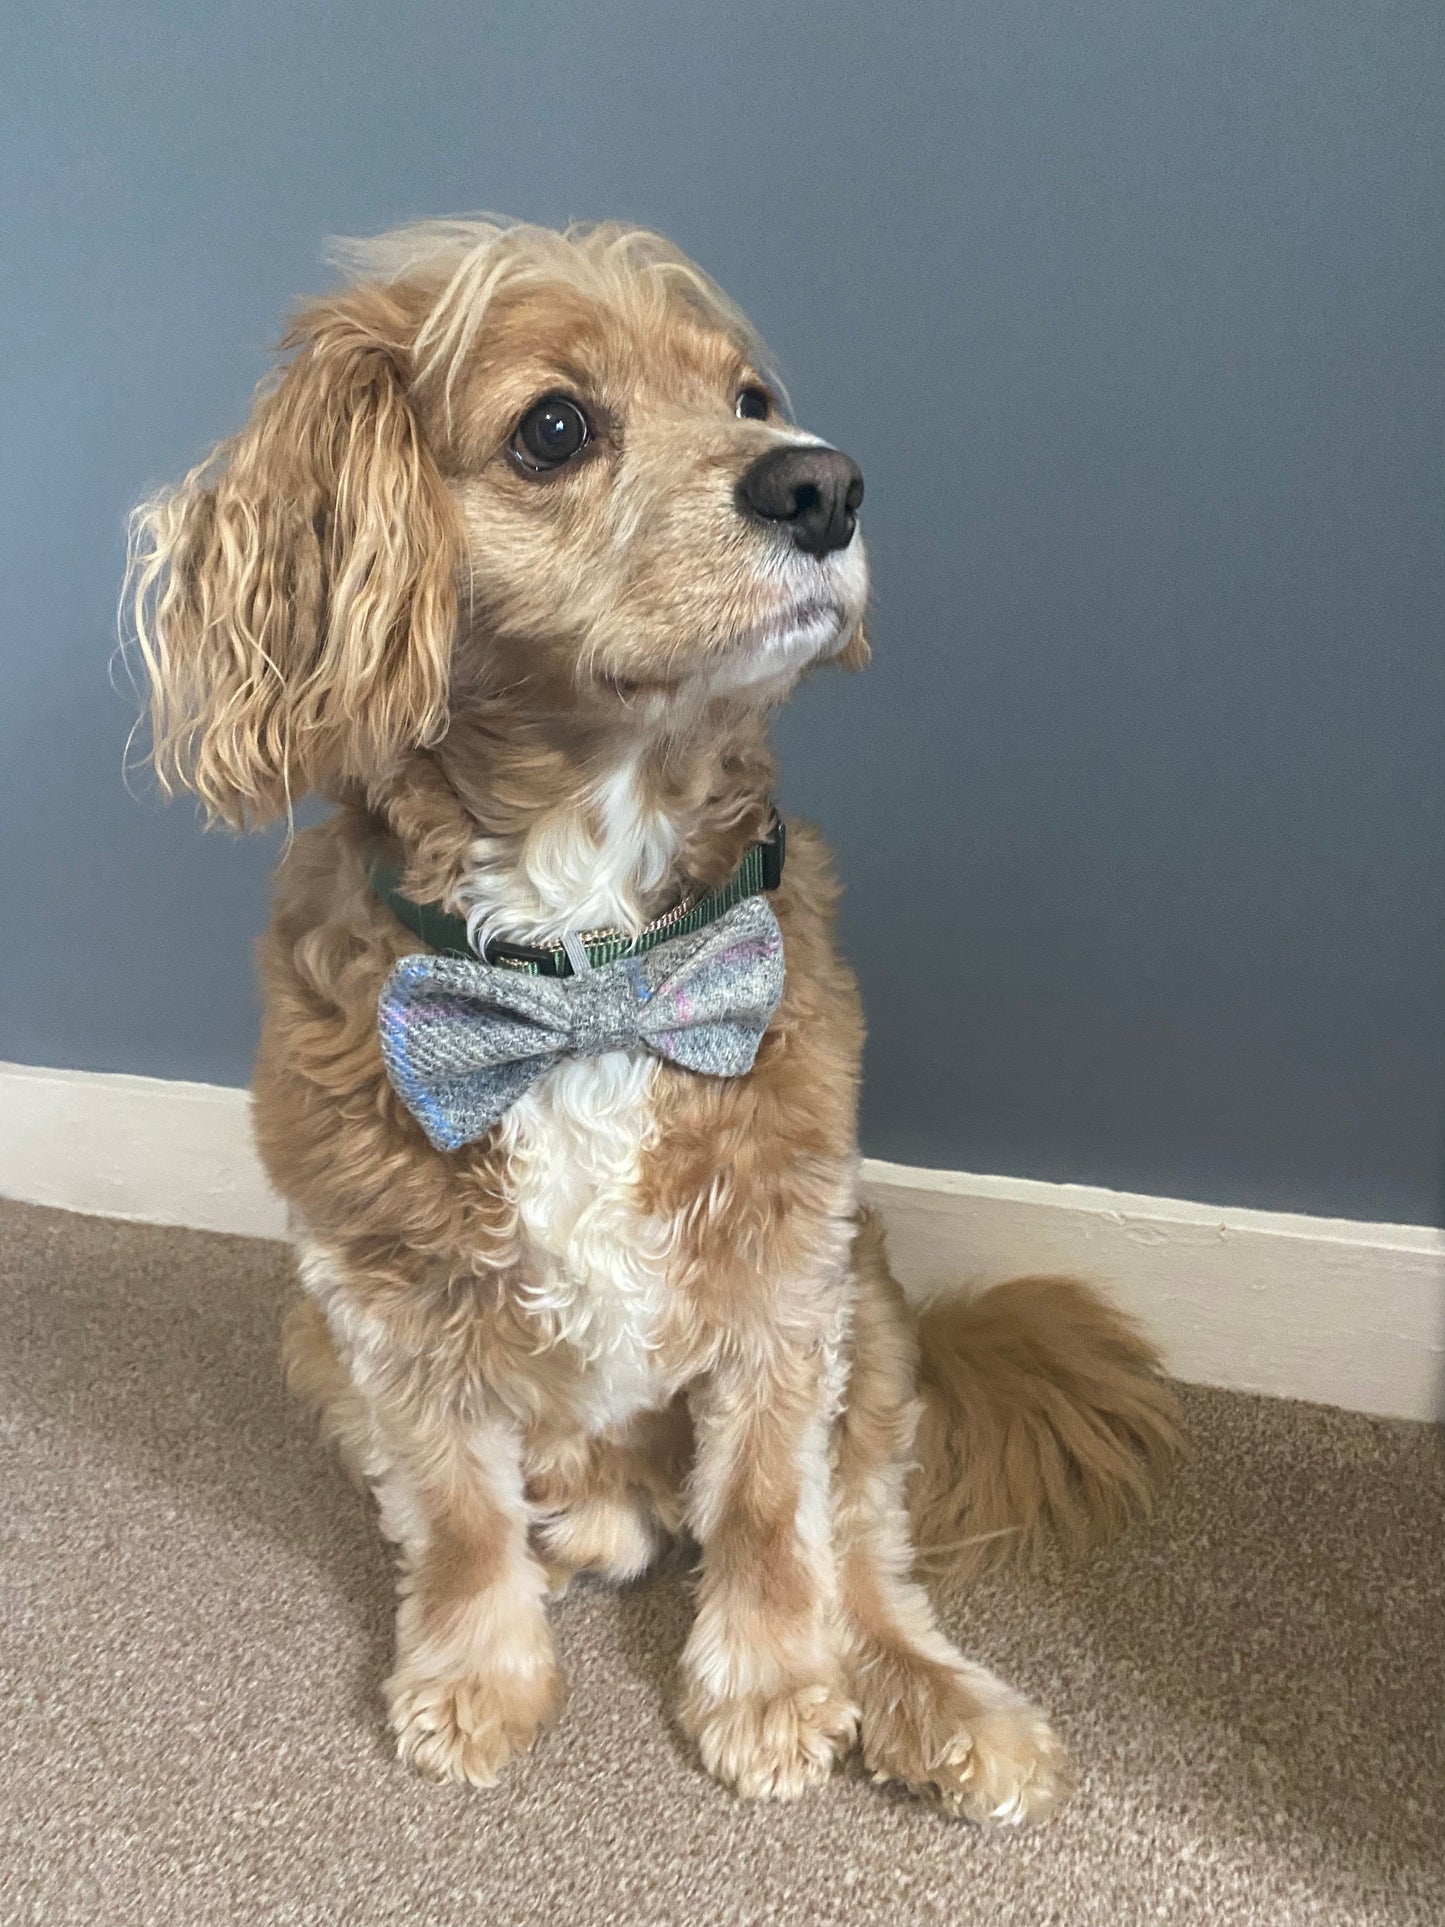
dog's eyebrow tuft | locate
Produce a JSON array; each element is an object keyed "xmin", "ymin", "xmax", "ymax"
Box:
[{"xmin": 325, "ymin": 217, "xmax": 789, "ymax": 424}]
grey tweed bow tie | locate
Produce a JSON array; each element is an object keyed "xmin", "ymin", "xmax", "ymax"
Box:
[{"xmin": 377, "ymin": 894, "xmax": 785, "ymax": 1151}]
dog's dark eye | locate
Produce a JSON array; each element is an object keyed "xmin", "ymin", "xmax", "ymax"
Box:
[
  {"xmin": 736, "ymin": 386, "xmax": 771, "ymax": 422},
  {"xmin": 512, "ymin": 396, "xmax": 591, "ymax": 472}
]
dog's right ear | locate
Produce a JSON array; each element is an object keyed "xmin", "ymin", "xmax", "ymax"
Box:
[{"xmin": 127, "ymin": 288, "xmax": 461, "ymax": 827}]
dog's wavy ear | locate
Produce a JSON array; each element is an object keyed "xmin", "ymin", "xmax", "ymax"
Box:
[
  {"xmin": 836, "ymin": 617, "xmax": 870, "ymax": 672},
  {"xmin": 127, "ymin": 288, "xmax": 460, "ymax": 827}
]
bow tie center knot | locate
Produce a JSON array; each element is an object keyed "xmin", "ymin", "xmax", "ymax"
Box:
[{"xmin": 563, "ymin": 956, "xmax": 656, "ymax": 1058}]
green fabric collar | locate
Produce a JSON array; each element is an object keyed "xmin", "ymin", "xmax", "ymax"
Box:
[{"xmin": 368, "ymin": 814, "xmax": 785, "ymax": 979}]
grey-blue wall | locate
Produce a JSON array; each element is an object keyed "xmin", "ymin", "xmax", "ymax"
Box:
[{"xmin": 2, "ymin": 2, "xmax": 1440, "ymax": 1221}]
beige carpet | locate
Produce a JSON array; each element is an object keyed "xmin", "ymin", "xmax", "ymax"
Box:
[{"xmin": 2, "ymin": 1198, "xmax": 1442, "ymax": 1926}]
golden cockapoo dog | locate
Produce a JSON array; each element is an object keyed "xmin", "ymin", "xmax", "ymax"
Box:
[{"xmin": 129, "ymin": 219, "xmax": 1178, "ymax": 1821}]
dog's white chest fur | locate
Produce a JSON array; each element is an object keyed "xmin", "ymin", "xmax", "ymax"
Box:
[
  {"xmin": 469, "ymin": 763, "xmax": 683, "ymax": 1434},
  {"xmin": 497, "ymin": 1052, "xmax": 674, "ymax": 1431}
]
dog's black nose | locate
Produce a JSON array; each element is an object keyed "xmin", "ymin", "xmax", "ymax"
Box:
[{"xmin": 736, "ymin": 445, "xmax": 864, "ymax": 558}]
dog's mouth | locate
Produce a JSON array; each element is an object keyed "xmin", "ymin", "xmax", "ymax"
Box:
[
  {"xmin": 599, "ymin": 670, "xmax": 686, "ymax": 700},
  {"xmin": 745, "ymin": 597, "xmax": 841, "ymax": 651},
  {"xmin": 711, "ymin": 596, "xmax": 850, "ymax": 690},
  {"xmin": 597, "ymin": 597, "xmax": 848, "ymax": 702}
]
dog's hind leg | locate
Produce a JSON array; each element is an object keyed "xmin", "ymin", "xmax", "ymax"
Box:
[
  {"xmin": 830, "ymin": 1213, "xmax": 1074, "ymax": 1826},
  {"xmin": 525, "ymin": 1400, "xmax": 693, "ymax": 1593}
]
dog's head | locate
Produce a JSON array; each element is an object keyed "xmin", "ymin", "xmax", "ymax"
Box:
[{"xmin": 129, "ymin": 219, "xmax": 869, "ymax": 828}]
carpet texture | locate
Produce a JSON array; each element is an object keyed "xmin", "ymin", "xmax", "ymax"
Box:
[{"xmin": 2, "ymin": 1197, "xmax": 1442, "ymax": 1926}]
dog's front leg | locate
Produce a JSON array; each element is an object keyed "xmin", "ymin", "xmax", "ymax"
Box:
[
  {"xmin": 295, "ymin": 1249, "xmax": 563, "ymax": 1788},
  {"xmin": 295, "ymin": 1246, "xmax": 563, "ymax": 1785},
  {"xmin": 364, "ymin": 1379, "xmax": 562, "ymax": 1780},
  {"xmin": 381, "ymin": 1398, "xmax": 563, "ymax": 1788},
  {"xmin": 678, "ymin": 1336, "xmax": 858, "ymax": 1799}
]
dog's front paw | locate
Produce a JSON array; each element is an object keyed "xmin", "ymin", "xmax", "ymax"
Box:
[
  {"xmin": 682, "ymin": 1680, "xmax": 860, "ymax": 1800},
  {"xmin": 861, "ymin": 1660, "xmax": 1073, "ymax": 1826},
  {"xmin": 387, "ymin": 1661, "xmax": 563, "ymax": 1787}
]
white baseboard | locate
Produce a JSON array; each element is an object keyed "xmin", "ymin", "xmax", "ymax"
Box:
[
  {"xmin": 1, "ymin": 1060, "xmax": 289, "ymax": 1240},
  {"xmin": 863, "ymin": 1159, "xmax": 1444, "ymax": 1424},
  {"xmin": 3, "ymin": 1060, "xmax": 1441, "ymax": 1422}
]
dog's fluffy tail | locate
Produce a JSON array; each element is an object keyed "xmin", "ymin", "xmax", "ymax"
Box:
[{"xmin": 907, "ymin": 1273, "xmax": 1183, "ymax": 1586}]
